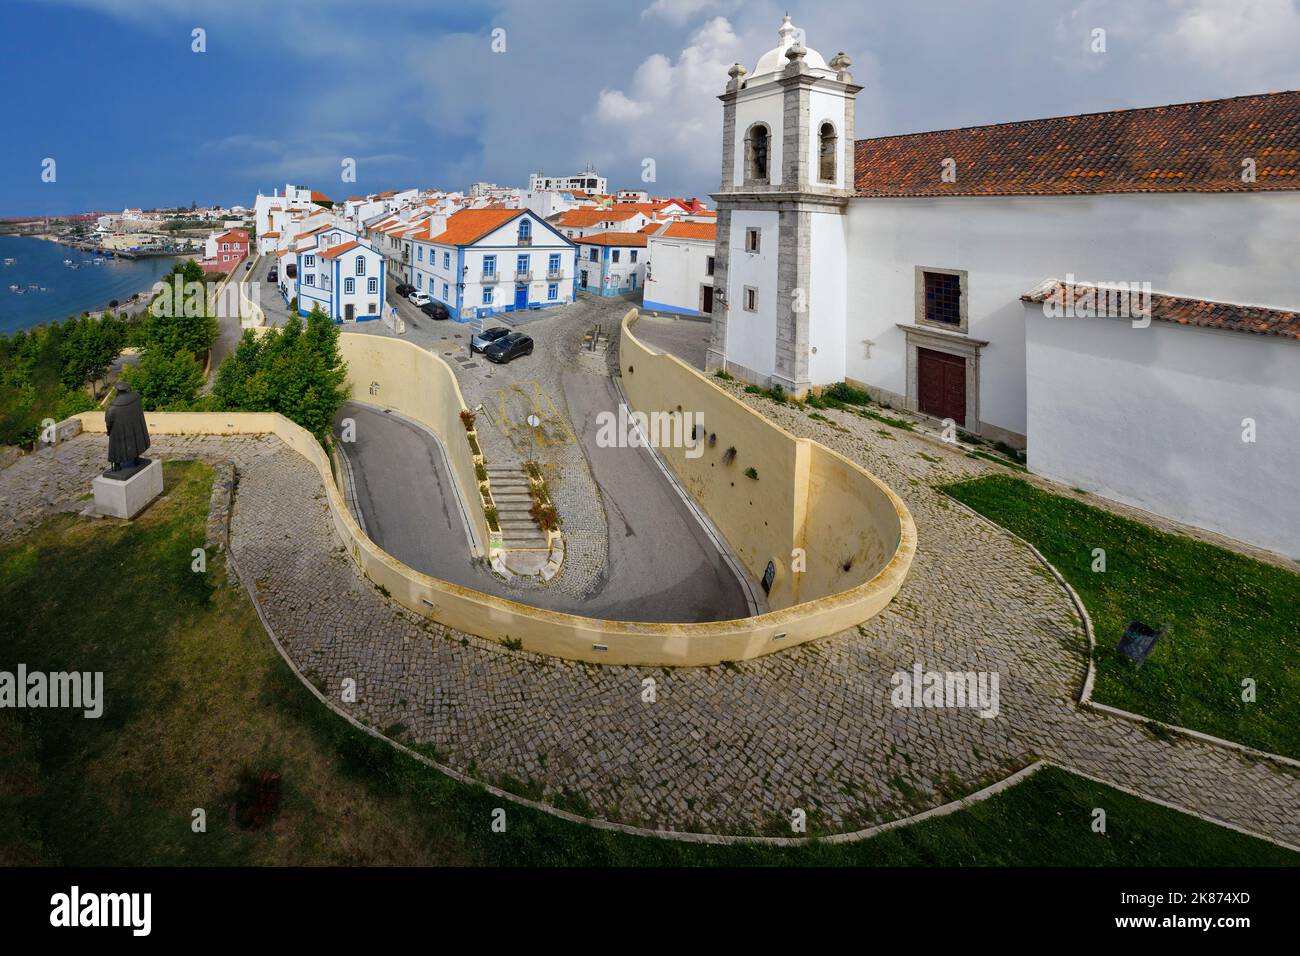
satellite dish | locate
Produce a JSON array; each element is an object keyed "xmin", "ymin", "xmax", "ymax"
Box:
[{"xmin": 527, "ymin": 414, "xmax": 541, "ymax": 428}]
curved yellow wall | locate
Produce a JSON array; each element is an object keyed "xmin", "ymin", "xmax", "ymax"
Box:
[{"xmin": 74, "ymin": 327, "xmax": 915, "ymax": 667}]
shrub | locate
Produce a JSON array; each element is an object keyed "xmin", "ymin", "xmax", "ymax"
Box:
[
  {"xmin": 744, "ymin": 466, "xmax": 759, "ymax": 480},
  {"xmin": 823, "ymin": 381, "xmax": 872, "ymax": 406},
  {"xmin": 475, "ymin": 462, "xmax": 488, "ymax": 482},
  {"xmin": 460, "ymin": 409, "xmax": 476, "ymax": 431},
  {"xmin": 484, "ymin": 505, "xmax": 500, "ymax": 531}
]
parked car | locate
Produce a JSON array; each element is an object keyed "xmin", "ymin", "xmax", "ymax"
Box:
[
  {"xmin": 420, "ymin": 301, "xmax": 450, "ymax": 321},
  {"xmin": 408, "ymin": 290, "xmax": 432, "ymax": 307},
  {"xmin": 471, "ymin": 326, "xmax": 512, "ymax": 353},
  {"xmin": 395, "ymin": 282, "xmax": 415, "ymax": 297},
  {"xmin": 267, "ymin": 269, "xmax": 278, "ymax": 282},
  {"xmin": 483, "ymin": 332, "xmax": 534, "ymax": 364}
]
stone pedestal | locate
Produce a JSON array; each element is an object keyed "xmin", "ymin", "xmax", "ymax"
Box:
[{"xmin": 92, "ymin": 458, "xmax": 163, "ymax": 519}]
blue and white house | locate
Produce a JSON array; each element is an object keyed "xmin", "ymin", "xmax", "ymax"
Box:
[
  {"xmin": 407, "ymin": 208, "xmax": 575, "ymax": 321},
  {"xmin": 282, "ymin": 224, "xmax": 385, "ymax": 322}
]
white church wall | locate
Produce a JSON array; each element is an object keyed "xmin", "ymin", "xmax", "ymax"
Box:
[
  {"xmin": 726, "ymin": 209, "xmax": 780, "ymax": 379},
  {"xmin": 844, "ymin": 192, "xmax": 1300, "ymax": 439},
  {"xmin": 808, "ymin": 212, "xmax": 848, "ymax": 384},
  {"xmin": 1025, "ymin": 307, "xmax": 1300, "ymax": 559}
]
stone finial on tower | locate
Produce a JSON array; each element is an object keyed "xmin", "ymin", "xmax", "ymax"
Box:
[
  {"xmin": 829, "ymin": 52, "xmax": 853, "ymax": 83},
  {"xmin": 727, "ymin": 62, "xmax": 748, "ymax": 92},
  {"xmin": 784, "ymin": 43, "xmax": 808, "ymax": 77}
]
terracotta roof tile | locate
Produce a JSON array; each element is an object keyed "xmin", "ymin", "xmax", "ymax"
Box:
[
  {"xmin": 429, "ymin": 208, "xmax": 524, "ymax": 245},
  {"xmin": 556, "ymin": 208, "xmax": 641, "ymax": 227},
  {"xmin": 578, "ymin": 231, "xmax": 649, "ymax": 247},
  {"xmin": 659, "ymin": 221, "xmax": 716, "ymax": 241},
  {"xmin": 856, "ymin": 91, "xmax": 1300, "ymax": 197},
  {"xmin": 1022, "ymin": 279, "xmax": 1300, "ymax": 340},
  {"xmin": 318, "ymin": 240, "xmax": 362, "ymax": 260}
]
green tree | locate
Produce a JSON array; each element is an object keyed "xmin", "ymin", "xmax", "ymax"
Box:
[
  {"xmin": 61, "ymin": 313, "xmax": 125, "ymax": 399},
  {"xmin": 214, "ymin": 306, "xmax": 348, "ymax": 441},
  {"xmin": 121, "ymin": 349, "xmax": 205, "ymax": 410}
]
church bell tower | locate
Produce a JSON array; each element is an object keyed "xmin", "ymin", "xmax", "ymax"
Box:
[{"xmin": 706, "ymin": 15, "xmax": 860, "ymax": 397}]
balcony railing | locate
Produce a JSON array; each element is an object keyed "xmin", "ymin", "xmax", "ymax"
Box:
[
  {"xmin": 515, "ymin": 270, "xmax": 532, "ymax": 282},
  {"xmin": 481, "ymin": 271, "xmax": 499, "ymax": 283},
  {"xmin": 546, "ymin": 268, "xmax": 563, "ymax": 280}
]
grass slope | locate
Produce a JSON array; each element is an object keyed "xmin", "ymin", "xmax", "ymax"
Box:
[
  {"xmin": 0, "ymin": 462, "xmax": 1293, "ymax": 866},
  {"xmin": 943, "ymin": 475, "xmax": 1300, "ymax": 759}
]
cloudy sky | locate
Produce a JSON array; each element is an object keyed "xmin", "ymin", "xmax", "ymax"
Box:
[{"xmin": 3, "ymin": 0, "xmax": 1298, "ymax": 214}]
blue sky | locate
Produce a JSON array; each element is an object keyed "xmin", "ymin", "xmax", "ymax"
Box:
[{"xmin": 3, "ymin": 0, "xmax": 1298, "ymax": 216}]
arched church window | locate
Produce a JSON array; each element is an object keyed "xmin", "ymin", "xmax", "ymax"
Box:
[
  {"xmin": 819, "ymin": 122, "xmax": 837, "ymax": 183},
  {"xmin": 746, "ymin": 124, "xmax": 770, "ymax": 184}
]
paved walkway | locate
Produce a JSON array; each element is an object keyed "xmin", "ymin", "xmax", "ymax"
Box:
[{"xmin": 4, "ymin": 428, "xmax": 1297, "ymax": 845}]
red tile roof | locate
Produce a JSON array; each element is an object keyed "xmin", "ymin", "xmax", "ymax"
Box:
[
  {"xmin": 1022, "ymin": 280, "xmax": 1300, "ymax": 340},
  {"xmin": 659, "ymin": 221, "xmax": 716, "ymax": 241},
  {"xmin": 428, "ymin": 208, "xmax": 524, "ymax": 245},
  {"xmin": 310, "ymin": 191, "xmax": 333, "ymax": 203},
  {"xmin": 855, "ymin": 91, "xmax": 1300, "ymax": 197},
  {"xmin": 318, "ymin": 240, "xmax": 362, "ymax": 260},
  {"xmin": 557, "ymin": 208, "xmax": 641, "ymax": 228},
  {"xmin": 578, "ymin": 231, "xmax": 649, "ymax": 247}
]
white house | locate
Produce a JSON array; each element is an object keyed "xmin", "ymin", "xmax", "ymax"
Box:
[
  {"xmin": 282, "ymin": 225, "xmax": 385, "ymax": 323},
  {"xmin": 407, "ymin": 208, "xmax": 575, "ymax": 320},
  {"xmin": 1021, "ymin": 283, "xmax": 1299, "ymax": 558},
  {"xmin": 552, "ymin": 206, "xmax": 650, "ymax": 241},
  {"xmin": 643, "ymin": 221, "xmax": 716, "ymax": 316},
  {"xmin": 575, "ymin": 232, "xmax": 648, "ymax": 296},
  {"xmin": 708, "ymin": 16, "xmax": 1300, "ymax": 448}
]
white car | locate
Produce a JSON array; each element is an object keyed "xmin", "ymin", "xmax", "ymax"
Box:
[{"xmin": 408, "ymin": 291, "xmax": 432, "ymax": 307}]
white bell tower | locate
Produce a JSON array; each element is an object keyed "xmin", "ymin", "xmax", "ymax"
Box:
[{"xmin": 706, "ymin": 15, "xmax": 860, "ymax": 397}]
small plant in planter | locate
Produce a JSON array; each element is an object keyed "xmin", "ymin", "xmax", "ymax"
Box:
[
  {"xmin": 475, "ymin": 462, "xmax": 488, "ymax": 482},
  {"xmin": 460, "ymin": 409, "xmax": 476, "ymax": 431},
  {"xmin": 484, "ymin": 505, "xmax": 500, "ymax": 531},
  {"xmin": 524, "ymin": 460, "xmax": 542, "ymax": 481},
  {"xmin": 480, "ymin": 481, "xmax": 491, "ymax": 497},
  {"xmin": 530, "ymin": 500, "xmax": 560, "ymax": 532},
  {"xmin": 467, "ymin": 433, "xmax": 481, "ymax": 457},
  {"xmin": 744, "ymin": 466, "xmax": 759, "ymax": 480}
]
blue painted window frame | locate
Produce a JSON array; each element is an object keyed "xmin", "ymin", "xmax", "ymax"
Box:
[
  {"xmin": 547, "ymin": 283, "xmax": 558, "ymax": 301},
  {"xmin": 548, "ymin": 253, "xmax": 561, "ymax": 274},
  {"xmin": 483, "ymin": 255, "xmax": 496, "ymax": 277},
  {"xmin": 482, "ymin": 287, "xmax": 494, "ymax": 305},
  {"xmin": 516, "ymin": 253, "xmax": 530, "ymax": 274}
]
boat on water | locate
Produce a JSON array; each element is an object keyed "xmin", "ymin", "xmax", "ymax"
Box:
[
  {"xmin": 63, "ymin": 258, "xmax": 73, "ymax": 265},
  {"xmin": 2, "ymin": 258, "xmax": 15, "ymax": 265},
  {"xmin": 8, "ymin": 284, "xmax": 18, "ymax": 291}
]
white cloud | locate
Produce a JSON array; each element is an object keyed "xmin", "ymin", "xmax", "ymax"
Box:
[
  {"xmin": 640, "ymin": 0, "xmax": 736, "ymax": 26},
  {"xmin": 1160, "ymin": 0, "xmax": 1300, "ymax": 83},
  {"xmin": 587, "ymin": 16, "xmax": 742, "ymax": 192}
]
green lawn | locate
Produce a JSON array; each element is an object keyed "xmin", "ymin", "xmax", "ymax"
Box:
[
  {"xmin": 943, "ymin": 475, "xmax": 1300, "ymax": 759},
  {"xmin": 0, "ymin": 461, "xmax": 1293, "ymax": 866}
]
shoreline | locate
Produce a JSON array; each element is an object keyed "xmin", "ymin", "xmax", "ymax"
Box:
[{"xmin": 1, "ymin": 234, "xmax": 189, "ymax": 333}]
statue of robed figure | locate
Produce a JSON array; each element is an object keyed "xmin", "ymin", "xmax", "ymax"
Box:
[{"xmin": 105, "ymin": 382, "xmax": 151, "ymax": 476}]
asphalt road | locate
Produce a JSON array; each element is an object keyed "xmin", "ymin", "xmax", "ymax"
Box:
[
  {"xmin": 334, "ymin": 401, "xmax": 485, "ymax": 588},
  {"xmin": 335, "ymin": 360, "xmax": 751, "ymax": 623}
]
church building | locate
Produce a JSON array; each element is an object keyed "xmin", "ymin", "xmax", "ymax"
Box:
[{"xmin": 707, "ymin": 16, "xmax": 1299, "ymax": 448}]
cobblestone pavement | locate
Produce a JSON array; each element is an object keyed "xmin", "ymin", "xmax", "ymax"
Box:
[{"xmin": 3, "ymin": 423, "xmax": 1298, "ymax": 844}]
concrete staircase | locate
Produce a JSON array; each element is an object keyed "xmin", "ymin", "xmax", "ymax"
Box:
[{"xmin": 486, "ymin": 464, "xmax": 548, "ymax": 551}]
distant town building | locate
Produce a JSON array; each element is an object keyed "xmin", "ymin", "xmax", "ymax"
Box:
[{"xmin": 529, "ymin": 164, "xmax": 607, "ymax": 195}]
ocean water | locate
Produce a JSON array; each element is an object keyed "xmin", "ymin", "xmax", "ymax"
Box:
[{"xmin": 0, "ymin": 234, "xmax": 180, "ymax": 335}]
